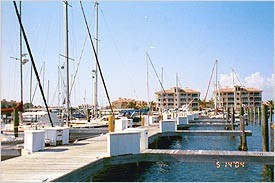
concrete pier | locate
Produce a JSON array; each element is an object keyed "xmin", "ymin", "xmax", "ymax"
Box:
[{"xmin": 0, "ymin": 122, "xmax": 271, "ymax": 182}]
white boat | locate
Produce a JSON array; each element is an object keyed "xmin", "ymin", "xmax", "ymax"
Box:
[{"xmin": 22, "ymin": 111, "xmax": 63, "ymax": 126}]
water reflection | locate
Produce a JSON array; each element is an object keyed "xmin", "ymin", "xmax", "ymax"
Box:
[{"xmin": 91, "ymin": 161, "xmax": 274, "ymax": 182}]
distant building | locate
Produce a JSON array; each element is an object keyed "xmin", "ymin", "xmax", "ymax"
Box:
[
  {"xmin": 155, "ymin": 87, "xmax": 200, "ymax": 110},
  {"xmin": 215, "ymin": 85, "xmax": 262, "ymax": 111},
  {"xmin": 111, "ymin": 98, "xmax": 147, "ymax": 109}
]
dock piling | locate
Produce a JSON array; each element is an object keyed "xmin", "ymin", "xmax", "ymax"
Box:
[
  {"xmin": 250, "ymin": 107, "xmax": 253, "ymax": 124},
  {"xmin": 141, "ymin": 116, "xmax": 145, "ymax": 126},
  {"xmin": 87, "ymin": 109, "xmax": 91, "ymax": 122},
  {"xmin": 253, "ymin": 107, "xmax": 256, "ymax": 124},
  {"xmin": 257, "ymin": 107, "xmax": 261, "ymax": 125},
  {"xmin": 225, "ymin": 108, "xmax": 230, "ymax": 130},
  {"xmin": 270, "ymin": 123, "xmax": 274, "ymax": 152},
  {"xmin": 108, "ymin": 115, "xmax": 115, "ymax": 132},
  {"xmin": 231, "ymin": 108, "xmax": 235, "ymax": 130},
  {"xmin": 269, "ymin": 106, "xmax": 273, "ymax": 124},
  {"xmin": 261, "ymin": 104, "xmax": 269, "ymax": 152},
  {"xmin": 226, "ymin": 108, "xmax": 229, "ymax": 124},
  {"xmin": 238, "ymin": 107, "xmax": 247, "ymax": 151},
  {"xmin": 13, "ymin": 108, "xmax": 19, "ymax": 137}
]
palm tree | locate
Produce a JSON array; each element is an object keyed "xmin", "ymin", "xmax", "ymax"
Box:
[
  {"xmin": 267, "ymin": 100, "xmax": 274, "ymax": 109},
  {"xmin": 266, "ymin": 100, "xmax": 274, "ymax": 121}
]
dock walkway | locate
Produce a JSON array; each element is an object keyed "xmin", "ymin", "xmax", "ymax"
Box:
[{"xmin": 0, "ymin": 135, "xmax": 108, "ymax": 182}]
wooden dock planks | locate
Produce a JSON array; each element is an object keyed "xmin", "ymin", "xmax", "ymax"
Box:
[
  {"xmin": 1, "ymin": 135, "xmax": 109, "ymax": 182},
  {"xmin": 141, "ymin": 149, "xmax": 274, "ymax": 164}
]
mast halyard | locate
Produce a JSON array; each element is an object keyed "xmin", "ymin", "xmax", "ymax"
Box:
[{"xmin": 93, "ymin": 1, "xmax": 99, "ymax": 118}]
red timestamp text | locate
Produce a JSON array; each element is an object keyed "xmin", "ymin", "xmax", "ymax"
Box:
[{"xmin": 216, "ymin": 161, "xmax": 245, "ymax": 168}]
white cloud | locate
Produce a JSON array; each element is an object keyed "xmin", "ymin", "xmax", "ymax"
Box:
[
  {"xmin": 219, "ymin": 72, "xmax": 242, "ymax": 87},
  {"xmin": 244, "ymin": 72, "xmax": 265, "ymax": 89},
  {"xmin": 219, "ymin": 72, "xmax": 274, "ymax": 100}
]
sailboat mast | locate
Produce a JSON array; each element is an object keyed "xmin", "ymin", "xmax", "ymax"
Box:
[
  {"xmin": 146, "ymin": 52, "xmax": 149, "ymax": 113},
  {"xmin": 161, "ymin": 67, "xmax": 163, "ymax": 89},
  {"xmin": 161, "ymin": 67, "xmax": 163, "ymax": 113},
  {"xmin": 93, "ymin": 1, "xmax": 99, "ymax": 117},
  {"xmin": 19, "ymin": 1, "xmax": 23, "ymax": 123},
  {"xmin": 176, "ymin": 73, "xmax": 179, "ymax": 109},
  {"xmin": 29, "ymin": 64, "xmax": 32, "ymax": 106},
  {"xmin": 47, "ymin": 80, "xmax": 50, "ymax": 103},
  {"xmin": 64, "ymin": 1, "xmax": 70, "ymax": 125},
  {"xmin": 215, "ymin": 60, "xmax": 219, "ymax": 113},
  {"xmin": 58, "ymin": 66, "xmax": 60, "ymax": 109},
  {"xmin": 42, "ymin": 61, "xmax": 45, "ymax": 106}
]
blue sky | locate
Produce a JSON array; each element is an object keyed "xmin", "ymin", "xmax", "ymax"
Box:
[{"xmin": 1, "ymin": 1, "xmax": 274, "ymax": 107}]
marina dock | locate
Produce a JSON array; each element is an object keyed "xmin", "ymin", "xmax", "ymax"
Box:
[{"xmin": 0, "ymin": 123, "xmax": 273, "ymax": 182}]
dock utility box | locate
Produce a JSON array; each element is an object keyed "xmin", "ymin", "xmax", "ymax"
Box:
[
  {"xmin": 107, "ymin": 131, "xmax": 140, "ymax": 156},
  {"xmin": 149, "ymin": 115, "xmax": 160, "ymax": 125},
  {"xmin": 124, "ymin": 128, "xmax": 149, "ymax": 150},
  {"xmin": 44, "ymin": 127, "xmax": 69, "ymax": 146},
  {"xmin": 160, "ymin": 120, "xmax": 177, "ymax": 132},
  {"xmin": 177, "ymin": 116, "xmax": 188, "ymax": 125},
  {"xmin": 24, "ymin": 130, "xmax": 45, "ymax": 152},
  {"xmin": 115, "ymin": 119, "xmax": 132, "ymax": 132}
]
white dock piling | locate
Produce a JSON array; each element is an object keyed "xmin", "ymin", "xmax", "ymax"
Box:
[
  {"xmin": 124, "ymin": 128, "xmax": 149, "ymax": 150},
  {"xmin": 24, "ymin": 130, "xmax": 45, "ymax": 152},
  {"xmin": 160, "ymin": 120, "xmax": 177, "ymax": 132},
  {"xmin": 107, "ymin": 131, "xmax": 140, "ymax": 156}
]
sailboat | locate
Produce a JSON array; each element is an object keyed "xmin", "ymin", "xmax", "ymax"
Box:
[{"xmin": 67, "ymin": 1, "xmax": 109, "ymax": 140}]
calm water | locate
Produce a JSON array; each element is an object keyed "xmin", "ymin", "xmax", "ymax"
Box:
[
  {"xmin": 91, "ymin": 162, "xmax": 273, "ymax": 182},
  {"xmin": 90, "ymin": 124, "xmax": 274, "ymax": 182}
]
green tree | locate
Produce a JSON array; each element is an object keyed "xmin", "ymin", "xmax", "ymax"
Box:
[
  {"xmin": 23, "ymin": 103, "xmax": 34, "ymax": 110},
  {"xmin": 206, "ymin": 99, "xmax": 214, "ymax": 108},
  {"xmin": 127, "ymin": 101, "xmax": 138, "ymax": 109}
]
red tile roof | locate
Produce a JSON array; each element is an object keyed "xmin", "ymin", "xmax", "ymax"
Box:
[{"xmin": 155, "ymin": 87, "xmax": 200, "ymax": 94}]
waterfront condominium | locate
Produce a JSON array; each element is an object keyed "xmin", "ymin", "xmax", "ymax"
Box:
[
  {"xmin": 215, "ymin": 85, "xmax": 262, "ymax": 111},
  {"xmin": 155, "ymin": 87, "xmax": 200, "ymax": 111}
]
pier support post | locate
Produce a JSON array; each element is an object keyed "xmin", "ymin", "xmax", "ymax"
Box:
[
  {"xmin": 238, "ymin": 107, "xmax": 247, "ymax": 151},
  {"xmin": 87, "ymin": 109, "xmax": 91, "ymax": 122},
  {"xmin": 108, "ymin": 115, "xmax": 115, "ymax": 132},
  {"xmin": 253, "ymin": 107, "xmax": 256, "ymax": 124},
  {"xmin": 270, "ymin": 123, "xmax": 274, "ymax": 152},
  {"xmin": 249, "ymin": 107, "xmax": 253, "ymax": 124},
  {"xmin": 269, "ymin": 106, "xmax": 273, "ymax": 124},
  {"xmin": 261, "ymin": 104, "xmax": 269, "ymax": 152},
  {"xmin": 13, "ymin": 108, "xmax": 19, "ymax": 137},
  {"xmin": 231, "ymin": 108, "xmax": 235, "ymax": 130},
  {"xmin": 258, "ymin": 107, "xmax": 261, "ymax": 125},
  {"xmin": 226, "ymin": 108, "xmax": 229, "ymax": 124},
  {"xmin": 141, "ymin": 116, "xmax": 145, "ymax": 126}
]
